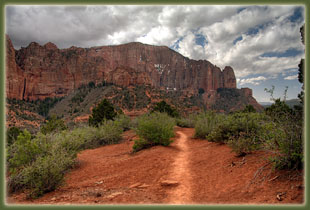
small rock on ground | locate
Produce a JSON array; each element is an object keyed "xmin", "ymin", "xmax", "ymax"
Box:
[
  {"xmin": 106, "ymin": 192, "xmax": 123, "ymax": 199},
  {"xmin": 160, "ymin": 180, "xmax": 179, "ymax": 187}
]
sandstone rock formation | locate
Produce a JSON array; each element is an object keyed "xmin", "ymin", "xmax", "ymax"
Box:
[
  {"xmin": 5, "ymin": 35, "xmax": 262, "ymax": 111},
  {"xmin": 6, "ymin": 36, "xmax": 237, "ymax": 100}
]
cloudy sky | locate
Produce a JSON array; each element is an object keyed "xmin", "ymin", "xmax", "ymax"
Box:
[{"xmin": 5, "ymin": 5, "xmax": 305, "ymax": 102}]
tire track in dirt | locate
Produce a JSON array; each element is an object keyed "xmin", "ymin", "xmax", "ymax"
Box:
[{"xmin": 166, "ymin": 131, "xmax": 192, "ymax": 204}]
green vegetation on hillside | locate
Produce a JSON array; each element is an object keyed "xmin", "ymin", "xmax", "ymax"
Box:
[
  {"xmin": 89, "ymin": 99, "xmax": 117, "ymax": 127},
  {"xmin": 40, "ymin": 115, "xmax": 67, "ymax": 134},
  {"xmin": 6, "ymin": 127, "xmax": 22, "ymax": 146},
  {"xmin": 151, "ymin": 100, "xmax": 179, "ymax": 118}
]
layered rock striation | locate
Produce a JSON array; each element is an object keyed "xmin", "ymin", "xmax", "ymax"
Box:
[
  {"xmin": 6, "ymin": 36, "xmax": 237, "ymax": 100},
  {"xmin": 5, "ymin": 35, "xmax": 262, "ymax": 111}
]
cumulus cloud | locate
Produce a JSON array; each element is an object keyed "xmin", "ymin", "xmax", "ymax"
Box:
[
  {"xmin": 6, "ymin": 5, "xmax": 304, "ymax": 81},
  {"xmin": 237, "ymin": 76, "xmax": 268, "ymax": 86},
  {"xmin": 197, "ymin": 6, "xmax": 304, "ymax": 78},
  {"xmin": 284, "ymin": 74, "xmax": 298, "ymax": 80}
]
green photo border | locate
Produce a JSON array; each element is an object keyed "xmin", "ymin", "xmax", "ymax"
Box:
[{"xmin": 0, "ymin": 0, "xmax": 308, "ymax": 209}]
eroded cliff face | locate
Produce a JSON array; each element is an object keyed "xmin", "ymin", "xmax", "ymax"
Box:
[
  {"xmin": 6, "ymin": 35, "xmax": 25, "ymax": 100},
  {"xmin": 6, "ymin": 35, "xmax": 263, "ymax": 112},
  {"xmin": 6, "ymin": 36, "xmax": 237, "ymax": 101}
]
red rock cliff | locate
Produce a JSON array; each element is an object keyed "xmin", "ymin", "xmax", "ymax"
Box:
[{"xmin": 6, "ymin": 36, "xmax": 239, "ymax": 101}]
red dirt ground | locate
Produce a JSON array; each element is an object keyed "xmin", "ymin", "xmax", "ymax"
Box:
[{"xmin": 6, "ymin": 127, "xmax": 304, "ymax": 205}]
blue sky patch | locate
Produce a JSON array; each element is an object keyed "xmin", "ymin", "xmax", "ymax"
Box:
[
  {"xmin": 246, "ymin": 27, "xmax": 260, "ymax": 35},
  {"xmin": 245, "ymin": 21, "xmax": 272, "ymax": 36},
  {"xmin": 233, "ymin": 36, "xmax": 242, "ymax": 45},
  {"xmin": 260, "ymin": 48, "xmax": 303, "ymax": 58},
  {"xmin": 194, "ymin": 34, "xmax": 207, "ymax": 47},
  {"xmin": 288, "ymin": 7, "xmax": 304, "ymax": 23},
  {"xmin": 170, "ymin": 37, "xmax": 183, "ymax": 50},
  {"xmin": 237, "ymin": 72, "xmax": 302, "ymax": 102},
  {"xmin": 237, "ymin": 7, "xmax": 246, "ymax": 13}
]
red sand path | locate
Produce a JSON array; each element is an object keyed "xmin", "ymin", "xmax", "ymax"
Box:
[{"xmin": 7, "ymin": 127, "xmax": 304, "ymax": 205}]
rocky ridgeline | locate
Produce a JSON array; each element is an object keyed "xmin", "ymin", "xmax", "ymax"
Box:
[{"xmin": 5, "ymin": 35, "xmax": 262, "ymax": 112}]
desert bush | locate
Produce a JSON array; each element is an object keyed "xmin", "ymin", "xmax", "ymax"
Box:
[
  {"xmin": 242, "ymin": 104, "xmax": 256, "ymax": 113},
  {"xmin": 265, "ymin": 99, "xmax": 293, "ymax": 122},
  {"xmin": 272, "ymin": 123, "xmax": 302, "ymax": 170},
  {"xmin": 194, "ymin": 112, "xmax": 224, "ymax": 139},
  {"xmin": 206, "ymin": 112, "xmax": 266, "ymax": 144},
  {"xmin": 114, "ymin": 114, "xmax": 132, "ymax": 131},
  {"xmin": 89, "ymin": 99, "xmax": 117, "ymax": 127},
  {"xmin": 54, "ymin": 121, "xmax": 123, "ymax": 153},
  {"xmin": 7, "ymin": 122, "xmax": 124, "ymax": 198},
  {"xmin": 176, "ymin": 114, "xmax": 197, "ymax": 128},
  {"xmin": 206, "ymin": 122, "xmax": 231, "ymax": 143},
  {"xmin": 132, "ymin": 138, "xmax": 150, "ymax": 152},
  {"xmin": 6, "ymin": 127, "xmax": 22, "ymax": 146},
  {"xmin": 261, "ymin": 96, "xmax": 303, "ymax": 169},
  {"xmin": 56, "ymin": 127, "xmax": 97, "ymax": 154},
  {"xmin": 133, "ymin": 112, "xmax": 175, "ymax": 152},
  {"xmin": 227, "ymin": 132, "xmax": 261, "ymax": 156},
  {"xmin": 96, "ymin": 120, "xmax": 123, "ymax": 145},
  {"xmin": 129, "ymin": 117, "xmax": 139, "ymax": 130},
  {"xmin": 7, "ymin": 130, "xmax": 41, "ymax": 175},
  {"xmin": 151, "ymin": 100, "xmax": 179, "ymax": 118},
  {"xmin": 263, "ymin": 85, "xmax": 304, "ymax": 169},
  {"xmin": 259, "ymin": 119, "xmax": 302, "ymax": 169},
  {"xmin": 8, "ymin": 148, "xmax": 76, "ymax": 198},
  {"xmin": 88, "ymin": 81, "xmax": 96, "ymax": 89},
  {"xmin": 40, "ymin": 115, "xmax": 67, "ymax": 134}
]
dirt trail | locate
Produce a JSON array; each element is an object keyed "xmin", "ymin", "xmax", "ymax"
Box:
[
  {"xmin": 7, "ymin": 128, "xmax": 304, "ymax": 205},
  {"xmin": 166, "ymin": 131, "xmax": 192, "ymax": 204}
]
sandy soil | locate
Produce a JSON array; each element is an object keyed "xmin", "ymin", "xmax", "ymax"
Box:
[{"xmin": 7, "ymin": 127, "xmax": 304, "ymax": 205}]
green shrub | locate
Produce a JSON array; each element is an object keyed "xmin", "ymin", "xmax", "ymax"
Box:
[
  {"xmin": 176, "ymin": 114, "xmax": 197, "ymax": 128},
  {"xmin": 56, "ymin": 127, "xmax": 98, "ymax": 154},
  {"xmin": 55, "ymin": 122, "xmax": 122, "ymax": 153},
  {"xmin": 194, "ymin": 112, "xmax": 223, "ymax": 139},
  {"xmin": 6, "ymin": 127, "xmax": 22, "ymax": 146},
  {"xmin": 265, "ymin": 99, "xmax": 293, "ymax": 123},
  {"xmin": 89, "ymin": 99, "xmax": 117, "ymax": 127},
  {"xmin": 133, "ymin": 112, "xmax": 175, "ymax": 152},
  {"xmin": 8, "ymin": 148, "xmax": 76, "ymax": 198},
  {"xmin": 88, "ymin": 81, "xmax": 96, "ymax": 89},
  {"xmin": 242, "ymin": 104, "xmax": 256, "ymax": 113},
  {"xmin": 198, "ymin": 88, "xmax": 205, "ymax": 95},
  {"xmin": 271, "ymin": 117, "xmax": 302, "ymax": 169},
  {"xmin": 227, "ymin": 132, "xmax": 261, "ymax": 156},
  {"xmin": 206, "ymin": 112, "xmax": 265, "ymax": 143},
  {"xmin": 151, "ymin": 100, "xmax": 179, "ymax": 118},
  {"xmin": 7, "ymin": 130, "xmax": 41, "ymax": 175},
  {"xmin": 207, "ymin": 122, "xmax": 231, "ymax": 143},
  {"xmin": 7, "ymin": 123, "xmax": 124, "ymax": 198},
  {"xmin": 97, "ymin": 120, "xmax": 123, "ymax": 145},
  {"xmin": 114, "ymin": 114, "xmax": 132, "ymax": 131},
  {"xmin": 40, "ymin": 115, "xmax": 67, "ymax": 134},
  {"xmin": 258, "ymin": 121, "xmax": 286, "ymax": 150},
  {"xmin": 132, "ymin": 138, "xmax": 150, "ymax": 152},
  {"xmin": 130, "ymin": 117, "xmax": 139, "ymax": 130},
  {"xmin": 263, "ymin": 99, "xmax": 303, "ymax": 169},
  {"xmin": 264, "ymin": 119, "xmax": 303, "ymax": 170}
]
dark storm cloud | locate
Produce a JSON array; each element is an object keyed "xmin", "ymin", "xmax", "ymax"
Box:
[{"xmin": 5, "ymin": 5, "xmax": 166, "ymax": 49}]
